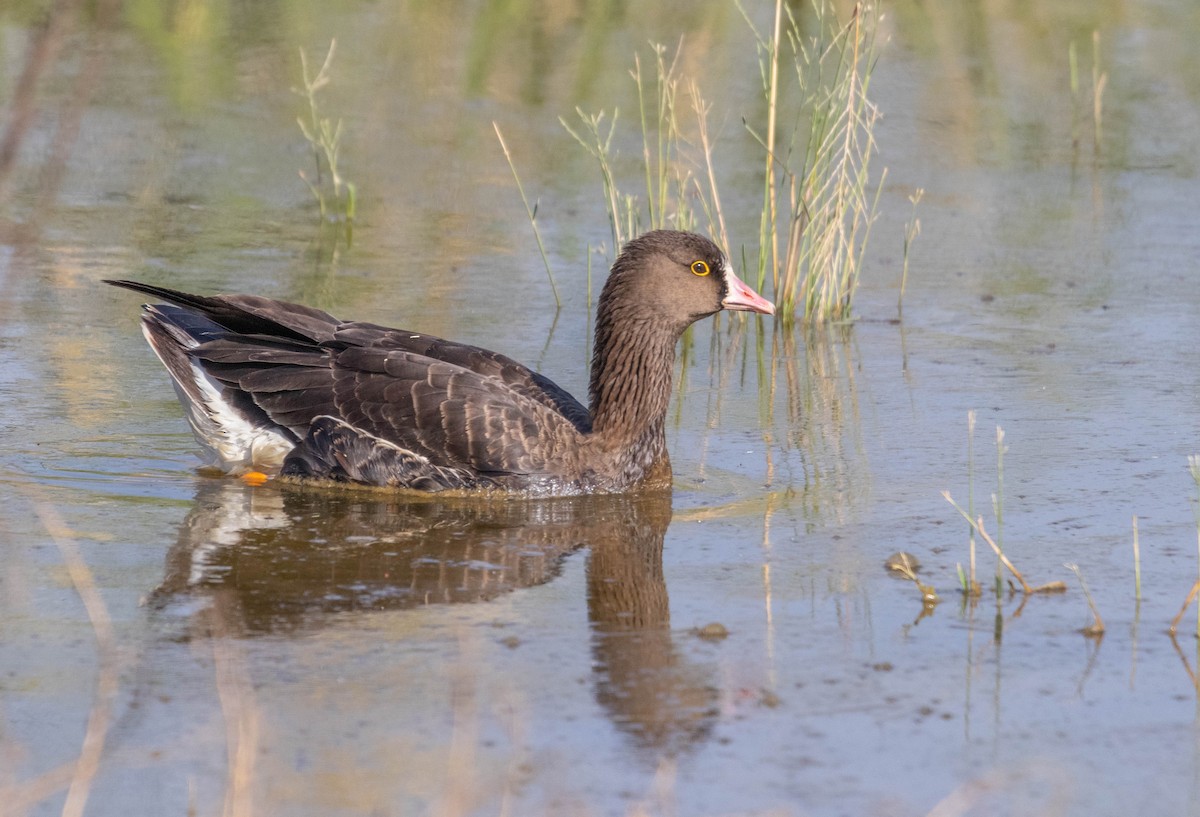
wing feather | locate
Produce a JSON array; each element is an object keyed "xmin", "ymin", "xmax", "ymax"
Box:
[{"xmin": 131, "ymin": 301, "xmax": 590, "ymax": 483}]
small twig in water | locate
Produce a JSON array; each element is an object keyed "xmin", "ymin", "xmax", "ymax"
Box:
[
  {"xmin": 1168, "ymin": 580, "xmax": 1200, "ymax": 637},
  {"xmin": 942, "ymin": 492, "xmax": 1067, "ymax": 596},
  {"xmin": 885, "ymin": 552, "xmax": 939, "ymax": 607},
  {"xmin": 1064, "ymin": 563, "xmax": 1105, "ymax": 638}
]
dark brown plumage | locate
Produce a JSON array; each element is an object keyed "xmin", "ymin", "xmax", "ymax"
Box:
[{"xmin": 107, "ymin": 230, "xmax": 775, "ymax": 494}]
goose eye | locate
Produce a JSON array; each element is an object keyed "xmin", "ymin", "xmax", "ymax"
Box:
[{"xmin": 690, "ymin": 260, "xmax": 711, "ymax": 277}]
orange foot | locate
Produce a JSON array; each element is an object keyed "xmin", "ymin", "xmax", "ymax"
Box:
[{"xmin": 240, "ymin": 471, "xmax": 269, "ymax": 486}]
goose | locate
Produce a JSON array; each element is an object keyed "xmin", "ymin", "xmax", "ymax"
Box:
[{"xmin": 107, "ymin": 230, "xmax": 775, "ymax": 494}]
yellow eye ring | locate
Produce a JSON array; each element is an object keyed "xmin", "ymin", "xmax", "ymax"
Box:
[{"xmin": 690, "ymin": 260, "xmax": 711, "ymax": 276}]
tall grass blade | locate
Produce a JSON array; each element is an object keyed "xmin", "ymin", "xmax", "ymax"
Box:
[{"xmin": 493, "ymin": 122, "xmax": 560, "ymax": 308}]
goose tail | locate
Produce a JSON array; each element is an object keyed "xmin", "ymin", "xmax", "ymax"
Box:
[{"xmin": 138, "ymin": 302, "xmax": 296, "ymax": 474}]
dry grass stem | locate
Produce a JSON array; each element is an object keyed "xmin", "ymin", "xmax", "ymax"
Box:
[
  {"xmin": 493, "ymin": 122, "xmax": 559, "ymax": 308},
  {"xmin": 942, "ymin": 493, "xmax": 1066, "ymax": 596},
  {"xmin": 1168, "ymin": 580, "xmax": 1200, "ymax": 637},
  {"xmin": 898, "ymin": 187, "xmax": 923, "ymax": 316},
  {"xmin": 689, "ymin": 81, "xmax": 730, "ymax": 253},
  {"xmin": 1064, "ymin": 563, "xmax": 1105, "ymax": 638},
  {"xmin": 963, "ymin": 410, "xmax": 979, "ymax": 595},
  {"xmin": 1132, "ymin": 514, "xmax": 1142, "ymax": 602},
  {"xmin": 887, "ymin": 555, "xmax": 939, "ymax": 607}
]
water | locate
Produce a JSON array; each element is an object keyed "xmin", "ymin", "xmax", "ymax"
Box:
[{"xmin": 3, "ymin": 1, "xmax": 1200, "ymax": 815}]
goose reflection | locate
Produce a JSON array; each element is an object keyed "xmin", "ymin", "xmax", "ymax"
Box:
[{"xmin": 153, "ymin": 478, "xmax": 716, "ymax": 754}]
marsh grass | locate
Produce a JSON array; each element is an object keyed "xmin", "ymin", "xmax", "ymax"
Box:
[
  {"xmin": 898, "ymin": 188, "xmax": 923, "ymax": 317},
  {"xmin": 741, "ymin": 0, "xmax": 884, "ymax": 322},
  {"xmin": 992, "ymin": 427, "xmax": 1007, "ymax": 595},
  {"xmin": 563, "ymin": 2, "xmax": 885, "ymax": 324},
  {"xmin": 296, "ymin": 39, "xmax": 356, "ymax": 241},
  {"xmin": 957, "ymin": 410, "xmax": 981, "ymax": 597},
  {"xmin": 943, "ymin": 494, "xmax": 1066, "ymax": 597},
  {"xmin": 943, "ymin": 420, "xmax": 1067, "ymax": 601},
  {"xmin": 493, "ymin": 123, "xmax": 560, "ymax": 308},
  {"xmin": 941, "ymin": 433, "xmax": 1200, "ymax": 643},
  {"xmin": 562, "ymin": 42, "xmax": 704, "ymax": 256}
]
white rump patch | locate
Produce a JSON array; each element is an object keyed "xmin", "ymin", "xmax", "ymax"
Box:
[
  {"xmin": 179, "ymin": 360, "xmax": 294, "ymax": 473},
  {"xmin": 142, "ymin": 322, "xmax": 293, "ymax": 474}
]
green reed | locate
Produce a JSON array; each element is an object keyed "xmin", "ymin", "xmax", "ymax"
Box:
[{"xmin": 956, "ymin": 410, "xmax": 980, "ymax": 596}]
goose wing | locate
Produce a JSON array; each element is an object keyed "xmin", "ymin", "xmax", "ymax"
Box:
[
  {"xmin": 107, "ymin": 280, "xmax": 591, "ymax": 481},
  {"xmin": 196, "ymin": 334, "xmax": 588, "ymax": 480}
]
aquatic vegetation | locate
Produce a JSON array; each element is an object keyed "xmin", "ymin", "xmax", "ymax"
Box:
[
  {"xmin": 493, "ymin": 123, "xmax": 560, "ymax": 308},
  {"xmin": 945, "ymin": 419, "xmax": 1071, "ymax": 603},
  {"xmin": 885, "ymin": 551, "xmax": 939, "ymax": 608},
  {"xmin": 742, "ymin": 0, "xmax": 884, "ymax": 322},
  {"xmin": 295, "ymin": 39, "xmax": 356, "ymax": 241},
  {"xmin": 992, "ymin": 426, "xmax": 1007, "ymax": 595},
  {"xmin": 564, "ymin": 1, "xmax": 886, "ymax": 324},
  {"xmin": 1065, "ymin": 563, "xmax": 1106, "ymax": 638},
  {"xmin": 897, "ymin": 188, "xmax": 923, "ymax": 317},
  {"xmin": 943, "ymin": 492, "xmax": 1066, "ymax": 598},
  {"xmin": 958, "ymin": 410, "xmax": 981, "ymax": 596},
  {"xmin": 562, "ymin": 42, "xmax": 703, "ymax": 254}
]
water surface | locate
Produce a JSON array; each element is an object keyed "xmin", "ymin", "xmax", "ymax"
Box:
[{"xmin": 2, "ymin": 1, "xmax": 1200, "ymax": 815}]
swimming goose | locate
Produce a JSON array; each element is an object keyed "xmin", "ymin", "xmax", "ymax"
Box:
[{"xmin": 107, "ymin": 230, "xmax": 774, "ymax": 494}]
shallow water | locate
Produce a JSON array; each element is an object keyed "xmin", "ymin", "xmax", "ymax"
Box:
[{"xmin": 3, "ymin": 1, "xmax": 1200, "ymax": 815}]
